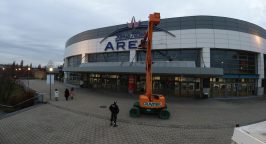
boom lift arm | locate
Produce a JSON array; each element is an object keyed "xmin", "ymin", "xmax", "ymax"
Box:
[
  {"xmin": 139, "ymin": 12, "xmax": 160, "ymax": 100},
  {"xmin": 130, "ymin": 13, "xmax": 170, "ymax": 119}
]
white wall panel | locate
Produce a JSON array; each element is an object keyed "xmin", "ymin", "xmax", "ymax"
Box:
[
  {"xmin": 196, "ymin": 29, "xmax": 214, "ymax": 34},
  {"xmin": 181, "ymin": 34, "xmax": 196, "ymax": 39},
  {"xmin": 65, "ymin": 29, "xmax": 266, "ymax": 62},
  {"xmin": 215, "ymin": 38, "xmax": 228, "ymax": 44},
  {"xmin": 181, "ymin": 29, "xmax": 196, "ymax": 34},
  {"xmin": 214, "ymin": 29, "xmax": 227, "ymax": 34},
  {"xmin": 181, "ymin": 38, "xmax": 197, "ymax": 44},
  {"xmin": 196, "ymin": 33, "xmax": 214, "ymax": 39},
  {"xmin": 214, "ymin": 33, "xmax": 227, "ymax": 39},
  {"xmin": 228, "ymin": 43, "xmax": 241, "ymax": 49},
  {"xmin": 166, "ymin": 43, "xmax": 181, "ymax": 49},
  {"xmin": 197, "ymin": 38, "xmax": 214, "ymax": 43},
  {"xmin": 153, "ymin": 39, "xmax": 167, "ymax": 45},
  {"xmin": 181, "ymin": 43, "xmax": 197, "ymax": 48},
  {"xmin": 166, "ymin": 39, "xmax": 181, "ymax": 44},
  {"xmin": 197, "ymin": 42, "xmax": 214, "ymax": 48},
  {"xmin": 215, "ymin": 43, "xmax": 229, "ymax": 48},
  {"xmin": 153, "ymin": 44, "xmax": 167, "ymax": 49}
]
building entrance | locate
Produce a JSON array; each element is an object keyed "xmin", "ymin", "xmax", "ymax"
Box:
[
  {"xmin": 180, "ymin": 82, "xmax": 195, "ymax": 97},
  {"xmin": 210, "ymin": 78, "xmax": 256, "ymax": 96}
]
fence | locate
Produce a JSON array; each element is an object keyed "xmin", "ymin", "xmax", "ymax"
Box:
[{"xmin": 0, "ymin": 91, "xmax": 44, "ymax": 113}]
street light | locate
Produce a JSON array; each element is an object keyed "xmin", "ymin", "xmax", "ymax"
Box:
[
  {"xmin": 49, "ymin": 67, "xmax": 53, "ymax": 100},
  {"xmin": 27, "ymin": 67, "xmax": 31, "ymax": 89}
]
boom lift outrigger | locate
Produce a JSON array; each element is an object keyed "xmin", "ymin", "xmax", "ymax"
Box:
[{"xmin": 129, "ymin": 12, "xmax": 170, "ymax": 119}]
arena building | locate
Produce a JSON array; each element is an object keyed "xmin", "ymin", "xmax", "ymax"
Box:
[{"xmin": 63, "ymin": 16, "xmax": 266, "ymax": 97}]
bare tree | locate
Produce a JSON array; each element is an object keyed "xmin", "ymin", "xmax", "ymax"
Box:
[
  {"xmin": 20, "ymin": 60, "xmax": 23, "ymax": 67},
  {"xmin": 47, "ymin": 60, "xmax": 54, "ymax": 68}
]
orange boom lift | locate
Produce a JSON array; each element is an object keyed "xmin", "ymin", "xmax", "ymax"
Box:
[{"xmin": 129, "ymin": 13, "xmax": 170, "ymax": 119}]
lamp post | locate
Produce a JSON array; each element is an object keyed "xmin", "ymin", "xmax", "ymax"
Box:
[
  {"xmin": 49, "ymin": 67, "xmax": 53, "ymax": 100},
  {"xmin": 27, "ymin": 67, "xmax": 31, "ymax": 89}
]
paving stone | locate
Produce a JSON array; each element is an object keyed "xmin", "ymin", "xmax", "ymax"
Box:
[{"xmin": 0, "ymin": 80, "xmax": 266, "ymax": 144}]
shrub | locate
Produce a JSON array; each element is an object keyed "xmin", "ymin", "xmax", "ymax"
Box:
[{"xmin": 0, "ymin": 73, "xmax": 35, "ymax": 112}]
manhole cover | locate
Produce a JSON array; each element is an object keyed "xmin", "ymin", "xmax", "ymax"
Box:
[{"xmin": 99, "ymin": 105, "xmax": 107, "ymax": 108}]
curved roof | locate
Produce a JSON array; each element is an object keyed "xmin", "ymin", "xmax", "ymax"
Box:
[{"xmin": 66, "ymin": 16, "xmax": 266, "ymax": 47}]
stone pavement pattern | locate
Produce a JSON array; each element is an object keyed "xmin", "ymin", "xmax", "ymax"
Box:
[
  {"xmin": 0, "ymin": 80, "xmax": 266, "ymax": 144},
  {"xmin": 0, "ymin": 104, "xmax": 232, "ymax": 144}
]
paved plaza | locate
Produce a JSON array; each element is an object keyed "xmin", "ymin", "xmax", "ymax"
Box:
[{"xmin": 0, "ymin": 80, "xmax": 266, "ymax": 144}]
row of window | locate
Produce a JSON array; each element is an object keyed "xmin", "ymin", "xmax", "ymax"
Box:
[
  {"xmin": 87, "ymin": 52, "xmax": 129, "ymax": 62},
  {"xmin": 136, "ymin": 49, "xmax": 201, "ymax": 67},
  {"xmin": 67, "ymin": 55, "xmax": 81, "ymax": 67},
  {"xmin": 67, "ymin": 49, "xmax": 259, "ymax": 75},
  {"xmin": 210, "ymin": 49, "xmax": 257, "ymax": 74},
  {"xmin": 160, "ymin": 19, "xmax": 264, "ymax": 37}
]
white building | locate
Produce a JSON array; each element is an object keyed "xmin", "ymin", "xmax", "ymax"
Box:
[{"xmin": 64, "ymin": 16, "xmax": 266, "ymax": 97}]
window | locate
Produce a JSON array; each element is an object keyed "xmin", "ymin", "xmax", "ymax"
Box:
[
  {"xmin": 211, "ymin": 49, "xmax": 256, "ymax": 74},
  {"xmin": 67, "ymin": 55, "xmax": 82, "ymax": 67},
  {"xmin": 86, "ymin": 51, "xmax": 129, "ymax": 62},
  {"xmin": 137, "ymin": 49, "xmax": 201, "ymax": 67}
]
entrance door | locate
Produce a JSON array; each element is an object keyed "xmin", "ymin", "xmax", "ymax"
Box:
[
  {"xmin": 174, "ymin": 82, "xmax": 180, "ymax": 96},
  {"xmin": 181, "ymin": 82, "xmax": 195, "ymax": 97},
  {"xmin": 188, "ymin": 82, "xmax": 195, "ymax": 96}
]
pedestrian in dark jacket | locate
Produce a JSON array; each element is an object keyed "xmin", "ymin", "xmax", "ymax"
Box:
[
  {"xmin": 64, "ymin": 88, "xmax": 70, "ymax": 101},
  {"xmin": 109, "ymin": 101, "xmax": 119, "ymax": 127}
]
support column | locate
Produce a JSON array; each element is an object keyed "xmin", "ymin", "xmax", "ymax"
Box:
[
  {"xmin": 129, "ymin": 50, "xmax": 136, "ymax": 62},
  {"xmin": 257, "ymin": 53, "xmax": 264, "ymax": 96},
  {"xmin": 201, "ymin": 48, "xmax": 211, "ymax": 97},
  {"xmin": 64, "ymin": 72, "xmax": 68, "ymax": 84},
  {"xmin": 201, "ymin": 47, "xmax": 210, "ymax": 68},
  {"xmin": 81, "ymin": 53, "xmax": 86, "ymax": 63},
  {"xmin": 63, "ymin": 58, "xmax": 68, "ymax": 84},
  {"xmin": 64, "ymin": 58, "xmax": 68, "ymax": 67}
]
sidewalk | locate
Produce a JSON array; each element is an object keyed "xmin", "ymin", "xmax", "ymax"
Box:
[
  {"xmin": 0, "ymin": 79, "xmax": 266, "ymax": 144},
  {"xmin": 27, "ymin": 80, "xmax": 266, "ymax": 128}
]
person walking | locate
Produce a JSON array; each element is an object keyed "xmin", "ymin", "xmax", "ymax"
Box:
[
  {"xmin": 54, "ymin": 88, "xmax": 59, "ymax": 101},
  {"xmin": 70, "ymin": 87, "xmax": 75, "ymax": 100},
  {"xmin": 79, "ymin": 80, "xmax": 84, "ymax": 88},
  {"xmin": 64, "ymin": 88, "xmax": 69, "ymax": 101},
  {"xmin": 109, "ymin": 101, "xmax": 119, "ymax": 127}
]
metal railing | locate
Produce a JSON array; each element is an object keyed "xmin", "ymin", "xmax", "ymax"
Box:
[{"xmin": 0, "ymin": 92, "xmax": 44, "ymax": 110}]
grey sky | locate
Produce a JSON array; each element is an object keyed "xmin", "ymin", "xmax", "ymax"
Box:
[{"xmin": 0, "ymin": 0, "xmax": 266, "ymax": 67}]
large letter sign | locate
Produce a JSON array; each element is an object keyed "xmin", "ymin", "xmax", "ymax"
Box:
[
  {"xmin": 129, "ymin": 40, "xmax": 138, "ymax": 49},
  {"xmin": 105, "ymin": 42, "xmax": 114, "ymax": 51},
  {"xmin": 117, "ymin": 42, "xmax": 125, "ymax": 50}
]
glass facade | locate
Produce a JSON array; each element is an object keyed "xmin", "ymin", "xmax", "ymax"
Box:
[
  {"xmin": 87, "ymin": 51, "xmax": 129, "ymax": 62},
  {"xmin": 65, "ymin": 49, "xmax": 260, "ymax": 97},
  {"xmin": 67, "ymin": 73, "xmax": 201, "ymax": 97},
  {"xmin": 210, "ymin": 49, "xmax": 257, "ymax": 74},
  {"xmin": 136, "ymin": 49, "xmax": 201, "ymax": 67},
  {"xmin": 83, "ymin": 73, "xmax": 128, "ymax": 92},
  {"xmin": 210, "ymin": 49, "xmax": 257, "ymax": 96},
  {"xmin": 210, "ymin": 78, "xmax": 255, "ymax": 97},
  {"xmin": 67, "ymin": 55, "xmax": 82, "ymax": 67}
]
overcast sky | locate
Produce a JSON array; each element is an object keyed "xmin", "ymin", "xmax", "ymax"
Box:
[{"xmin": 0, "ymin": 0, "xmax": 266, "ymax": 67}]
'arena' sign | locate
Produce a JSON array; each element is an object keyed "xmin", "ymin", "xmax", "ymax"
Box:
[{"xmin": 105, "ymin": 40, "xmax": 139, "ymax": 51}]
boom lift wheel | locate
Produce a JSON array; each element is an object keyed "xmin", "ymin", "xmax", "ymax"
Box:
[
  {"xmin": 159, "ymin": 108, "xmax": 170, "ymax": 119},
  {"xmin": 130, "ymin": 107, "xmax": 140, "ymax": 117}
]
